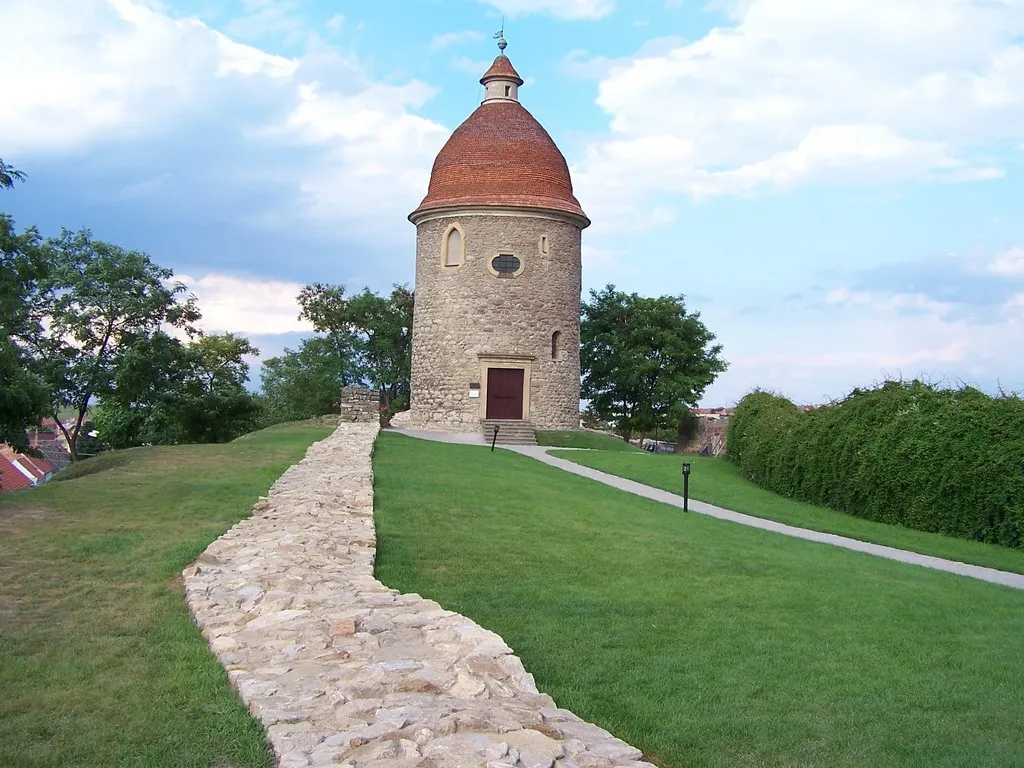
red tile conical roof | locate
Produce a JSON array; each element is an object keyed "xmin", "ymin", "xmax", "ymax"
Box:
[
  {"xmin": 409, "ymin": 56, "xmax": 589, "ymax": 225},
  {"xmin": 480, "ymin": 54, "xmax": 523, "ymax": 86}
]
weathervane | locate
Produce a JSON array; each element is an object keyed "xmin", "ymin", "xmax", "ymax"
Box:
[{"xmin": 493, "ymin": 17, "xmax": 507, "ymax": 52}]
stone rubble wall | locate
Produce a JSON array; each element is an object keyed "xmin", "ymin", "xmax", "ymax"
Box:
[
  {"xmin": 339, "ymin": 387, "xmax": 381, "ymax": 424},
  {"xmin": 409, "ymin": 213, "xmax": 582, "ymax": 432},
  {"xmin": 389, "ymin": 410, "xmax": 412, "ymax": 428},
  {"xmin": 183, "ymin": 424, "xmax": 654, "ymax": 768}
]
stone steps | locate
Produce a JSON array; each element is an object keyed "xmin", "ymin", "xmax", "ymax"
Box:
[{"xmin": 482, "ymin": 420, "xmax": 538, "ymax": 446}]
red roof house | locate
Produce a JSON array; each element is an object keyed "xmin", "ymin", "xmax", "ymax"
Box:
[{"xmin": 0, "ymin": 445, "xmax": 54, "ymax": 492}]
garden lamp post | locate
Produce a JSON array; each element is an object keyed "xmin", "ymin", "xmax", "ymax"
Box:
[{"xmin": 681, "ymin": 462, "xmax": 691, "ymax": 512}]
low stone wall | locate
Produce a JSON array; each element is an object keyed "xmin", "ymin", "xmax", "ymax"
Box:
[
  {"xmin": 339, "ymin": 386, "xmax": 380, "ymax": 423},
  {"xmin": 389, "ymin": 410, "xmax": 412, "ymax": 428},
  {"xmin": 183, "ymin": 424, "xmax": 654, "ymax": 768}
]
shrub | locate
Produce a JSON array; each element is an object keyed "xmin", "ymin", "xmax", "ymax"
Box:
[{"xmin": 727, "ymin": 381, "xmax": 1024, "ymax": 548}]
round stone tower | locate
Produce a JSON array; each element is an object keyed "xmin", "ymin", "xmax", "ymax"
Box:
[{"xmin": 408, "ymin": 39, "xmax": 590, "ymax": 432}]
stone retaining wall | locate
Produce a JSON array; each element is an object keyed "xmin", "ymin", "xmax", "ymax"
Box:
[
  {"xmin": 183, "ymin": 424, "xmax": 654, "ymax": 768},
  {"xmin": 339, "ymin": 387, "xmax": 381, "ymax": 423}
]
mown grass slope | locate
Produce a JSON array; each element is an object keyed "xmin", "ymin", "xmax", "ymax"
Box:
[
  {"xmin": 0, "ymin": 422, "xmax": 333, "ymax": 768},
  {"xmin": 535, "ymin": 430, "xmax": 642, "ymax": 452},
  {"xmin": 548, "ymin": 450, "xmax": 1024, "ymax": 574},
  {"xmin": 373, "ymin": 432, "xmax": 1024, "ymax": 768}
]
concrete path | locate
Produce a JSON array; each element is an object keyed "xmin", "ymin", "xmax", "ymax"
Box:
[{"xmin": 390, "ymin": 429, "xmax": 1024, "ymax": 591}]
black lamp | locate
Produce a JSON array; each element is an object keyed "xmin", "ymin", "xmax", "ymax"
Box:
[{"xmin": 681, "ymin": 462, "xmax": 691, "ymax": 512}]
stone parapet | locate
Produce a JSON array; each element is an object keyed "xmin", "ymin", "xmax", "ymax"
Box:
[
  {"xmin": 339, "ymin": 386, "xmax": 380, "ymax": 423},
  {"xmin": 183, "ymin": 425, "xmax": 654, "ymax": 768}
]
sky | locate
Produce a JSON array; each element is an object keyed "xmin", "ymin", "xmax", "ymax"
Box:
[{"xmin": 2, "ymin": 0, "xmax": 1023, "ymax": 406}]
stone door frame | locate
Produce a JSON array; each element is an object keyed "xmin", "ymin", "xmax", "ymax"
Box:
[{"xmin": 478, "ymin": 354, "xmax": 534, "ymax": 422}]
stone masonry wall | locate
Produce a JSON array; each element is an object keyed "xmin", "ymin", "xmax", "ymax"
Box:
[
  {"xmin": 339, "ymin": 386, "xmax": 380, "ymax": 423},
  {"xmin": 410, "ymin": 213, "xmax": 581, "ymax": 431},
  {"xmin": 183, "ymin": 425, "xmax": 654, "ymax": 768}
]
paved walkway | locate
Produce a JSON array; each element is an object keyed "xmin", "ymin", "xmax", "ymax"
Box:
[{"xmin": 392, "ymin": 429, "xmax": 1024, "ymax": 591}]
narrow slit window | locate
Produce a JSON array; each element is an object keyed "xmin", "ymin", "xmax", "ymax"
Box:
[
  {"xmin": 504, "ymin": 85, "xmax": 511, "ymax": 97},
  {"xmin": 539, "ymin": 235, "xmax": 549, "ymax": 256},
  {"xmin": 444, "ymin": 227, "xmax": 463, "ymax": 266},
  {"xmin": 551, "ymin": 331, "xmax": 562, "ymax": 360}
]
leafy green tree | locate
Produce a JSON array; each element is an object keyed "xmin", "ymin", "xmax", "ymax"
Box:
[
  {"xmin": 96, "ymin": 332, "xmax": 260, "ymax": 448},
  {"xmin": 0, "ymin": 215, "xmax": 51, "ymax": 453},
  {"xmin": 581, "ymin": 284, "xmax": 727, "ymax": 442},
  {"xmin": 27, "ymin": 228, "xmax": 199, "ymax": 459},
  {"xmin": 298, "ymin": 283, "xmax": 413, "ymax": 420},
  {"xmin": 173, "ymin": 333, "xmax": 261, "ymax": 444},
  {"xmin": 261, "ymin": 336, "xmax": 355, "ymax": 422},
  {"xmin": 93, "ymin": 331, "xmax": 194, "ymax": 448},
  {"xmin": 0, "ymin": 159, "xmax": 26, "ymax": 190}
]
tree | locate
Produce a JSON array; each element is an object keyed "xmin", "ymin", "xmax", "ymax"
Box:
[
  {"xmin": 0, "ymin": 159, "xmax": 26, "ymax": 190},
  {"xmin": 0, "ymin": 215, "xmax": 51, "ymax": 453},
  {"xmin": 581, "ymin": 284, "xmax": 727, "ymax": 442},
  {"xmin": 95, "ymin": 332, "xmax": 261, "ymax": 448},
  {"xmin": 298, "ymin": 283, "xmax": 414, "ymax": 420},
  {"xmin": 173, "ymin": 333, "xmax": 261, "ymax": 443},
  {"xmin": 27, "ymin": 228, "xmax": 200, "ymax": 459},
  {"xmin": 261, "ymin": 336, "xmax": 355, "ymax": 422},
  {"xmin": 91, "ymin": 331, "xmax": 192, "ymax": 449}
]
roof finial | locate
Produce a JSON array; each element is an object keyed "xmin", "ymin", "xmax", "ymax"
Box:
[{"xmin": 493, "ymin": 18, "xmax": 507, "ymax": 53}]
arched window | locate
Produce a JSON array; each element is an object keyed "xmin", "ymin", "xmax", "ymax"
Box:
[
  {"xmin": 551, "ymin": 330, "xmax": 562, "ymax": 360},
  {"xmin": 444, "ymin": 226, "xmax": 463, "ymax": 266}
]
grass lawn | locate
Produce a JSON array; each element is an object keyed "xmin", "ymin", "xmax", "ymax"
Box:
[
  {"xmin": 535, "ymin": 429, "xmax": 642, "ymax": 452},
  {"xmin": 373, "ymin": 432, "xmax": 1024, "ymax": 768},
  {"xmin": 0, "ymin": 421, "xmax": 333, "ymax": 768},
  {"xmin": 547, "ymin": 450, "xmax": 1024, "ymax": 576}
]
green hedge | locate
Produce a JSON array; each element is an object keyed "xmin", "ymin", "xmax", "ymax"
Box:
[{"xmin": 727, "ymin": 382, "xmax": 1024, "ymax": 548}]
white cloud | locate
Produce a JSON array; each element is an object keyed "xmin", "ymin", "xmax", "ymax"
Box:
[
  {"xmin": 0, "ymin": 0, "xmax": 449, "ymax": 234},
  {"xmin": 575, "ymin": 0, "xmax": 1024, "ymax": 227},
  {"xmin": 274, "ymin": 80, "xmax": 449, "ymax": 222},
  {"xmin": 225, "ymin": 0, "xmax": 305, "ymax": 42},
  {"xmin": 0, "ymin": 0, "xmax": 296, "ymax": 154},
  {"xmin": 430, "ymin": 30, "xmax": 485, "ymax": 52},
  {"xmin": 450, "ymin": 55, "xmax": 492, "ymax": 77},
  {"xmin": 988, "ymin": 246, "xmax": 1024, "ymax": 275},
  {"xmin": 824, "ymin": 287, "xmax": 957, "ymax": 316},
  {"xmin": 480, "ymin": 0, "xmax": 614, "ymax": 20},
  {"xmin": 703, "ymin": 284, "xmax": 1024, "ymax": 405},
  {"xmin": 581, "ymin": 244, "xmax": 620, "ymax": 268},
  {"xmin": 825, "ymin": 287, "xmax": 872, "ymax": 306},
  {"xmin": 178, "ymin": 273, "xmax": 315, "ymax": 336},
  {"xmin": 561, "ymin": 38, "xmax": 685, "ymax": 81}
]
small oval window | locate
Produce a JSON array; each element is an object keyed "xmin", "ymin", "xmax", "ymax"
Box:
[{"xmin": 492, "ymin": 253, "xmax": 521, "ymax": 277}]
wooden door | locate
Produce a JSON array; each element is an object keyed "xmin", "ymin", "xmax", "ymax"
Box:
[{"xmin": 486, "ymin": 368, "xmax": 524, "ymax": 420}]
